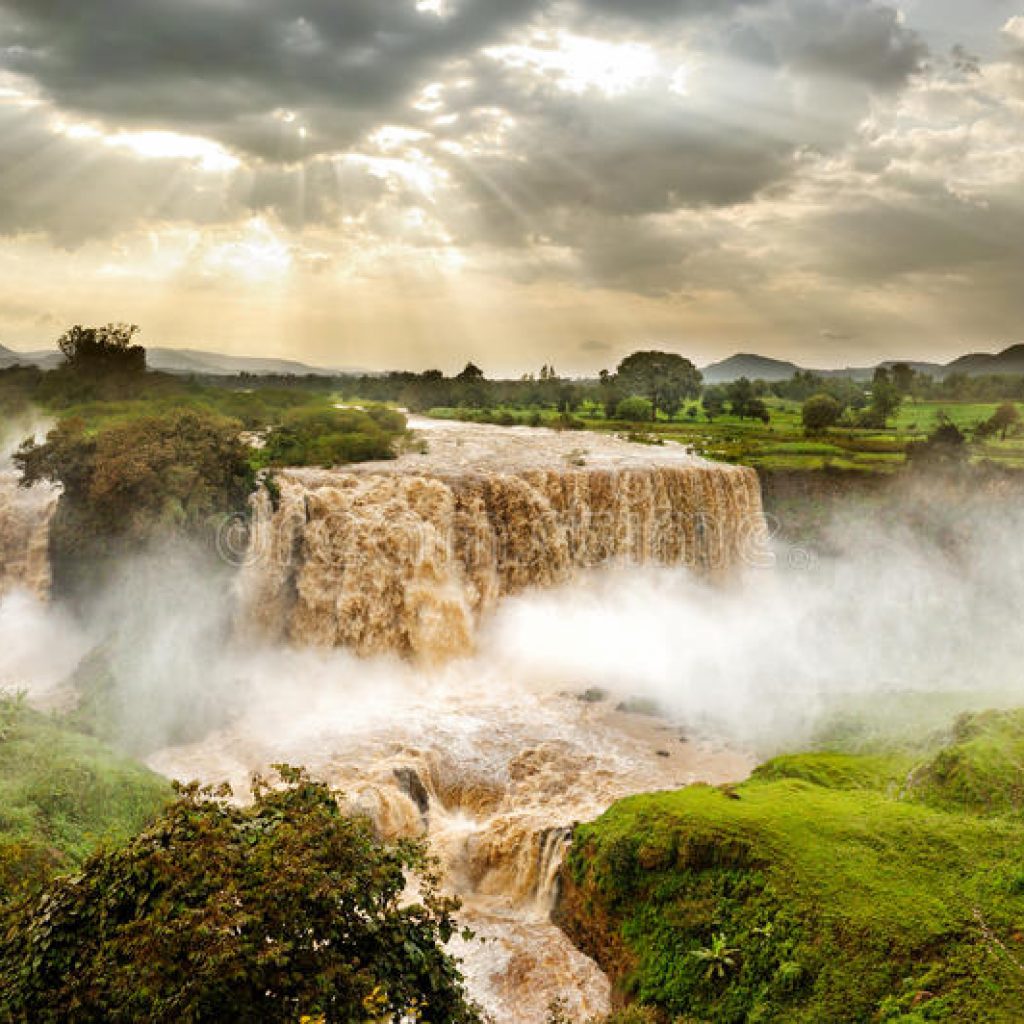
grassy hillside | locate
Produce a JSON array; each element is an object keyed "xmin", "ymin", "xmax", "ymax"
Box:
[
  {"xmin": 0, "ymin": 696, "xmax": 170, "ymax": 898},
  {"xmin": 557, "ymin": 709, "xmax": 1024, "ymax": 1023}
]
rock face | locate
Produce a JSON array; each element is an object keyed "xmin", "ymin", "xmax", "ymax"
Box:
[{"xmin": 238, "ymin": 418, "xmax": 767, "ymax": 660}]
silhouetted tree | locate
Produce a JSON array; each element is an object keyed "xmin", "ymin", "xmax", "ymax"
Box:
[{"xmin": 56, "ymin": 323, "xmax": 146, "ymax": 375}]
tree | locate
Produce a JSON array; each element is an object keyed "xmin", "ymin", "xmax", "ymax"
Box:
[
  {"xmin": 0, "ymin": 768, "xmax": 481, "ymax": 1024},
  {"xmin": 986, "ymin": 401, "xmax": 1021, "ymax": 441},
  {"xmin": 868, "ymin": 367, "xmax": 902, "ymax": 425},
  {"xmin": 726, "ymin": 378, "xmax": 769, "ymax": 422},
  {"xmin": 702, "ymin": 386, "xmax": 727, "ymax": 421},
  {"xmin": 615, "ymin": 396, "xmax": 655, "ymax": 422},
  {"xmin": 802, "ymin": 393, "xmax": 842, "ymax": 434},
  {"xmin": 455, "ymin": 362, "xmax": 485, "ymax": 382},
  {"xmin": 56, "ymin": 323, "xmax": 146, "ymax": 375},
  {"xmin": 15, "ymin": 409, "xmax": 254, "ymax": 596},
  {"xmin": 616, "ymin": 351, "xmax": 702, "ymax": 421},
  {"xmin": 906, "ymin": 412, "xmax": 968, "ymax": 469},
  {"xmin": 891, "ymin": 362, "xmax": 916, "ymax": 397}
]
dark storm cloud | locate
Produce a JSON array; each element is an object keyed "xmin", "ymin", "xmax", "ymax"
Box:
[
  {"xmin": 0, "ymin": 0, "xmax": 924, "ymax": 167},
  {"xmin": 805, "ymin": 191, "xmax": 1024, "ymax": 282},
  {"xmin": 436, "ymin": 1, "xmax": 925, "ymax": 256},
  {"xmin": 0, "ymin": 0, "xmax": 544, "ymax": 158},
  {"xmin": 578, "ymin": 0, "xmax": 767, "ymax": 21},
  {"xmin": 727, "ymin": 0, "xmax": 926, "ymax": 88}
]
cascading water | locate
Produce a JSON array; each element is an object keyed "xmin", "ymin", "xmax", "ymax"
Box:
[
  {"xmin": 237, "ymin": 417, "xmax": 766, "ymax": 661},
  {"xmin": 164, "ymin": 418, "xmax": 763, "ymax": 1019},
  {"xmin": 0, "ymin": 429, "xmax": 58, "ymax": 600},
  {"xmin": 2, "ymin": 415, "xmax": 765, "ymax": 1020},
  {"xmin": 148, "ymin": 661, "xmax": 753, "ymax": 1022}
]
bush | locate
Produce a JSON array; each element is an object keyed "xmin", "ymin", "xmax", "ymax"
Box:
[
  {"xmin": 802, "ymin": 394, "xmax": 842, "ymax": 433},
  {"xmin": 0, "ymin": 768, "xmax": 480, "ymax": 1024},
  {"xmin": 615, "ymin": 396, "xmax": 655, "ymax": 422},
  {"xmin": 262, "ymin": 405, "xmax": 407, "ymax": 468}
]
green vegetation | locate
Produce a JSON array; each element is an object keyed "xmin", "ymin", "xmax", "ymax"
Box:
[
  {"xmin": 800, "ymin": 394, "xmax": 841, "ymax": 433},
  {"xmin": 0, "ymin": 695, "xmax": 169, "ymax": 899},
  {"xmin": 616, "ymin": 396, "xmax": 655, "ymax": 423},
  {"xmin": 260, "ymin": 404, "xmax": 407, "ymax": 468},
  {"xmin": 615, "ymin": 351, "xmax": 703, "ymax": 421},
  {"xmin": 0, "ymin": 767, "xmax": 480, "ymax": 1024},
  {"xmin": 4, "ymin": 326, "xmax": 410, "ymax": 594},
  {"xmin": 15, "ymin": 408, "xmax": 254, "ymax": 596},
  {"xmin": 559, "ymin": 709, "xmax": 1024, "ymax": 1023}
]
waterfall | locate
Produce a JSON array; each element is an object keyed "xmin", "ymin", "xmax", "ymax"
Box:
[
  {"xmin": 0, "ymin": 468, "xmax": 58, "ymax": 600},
  {"xmin": 238, "ymin": 420, "xmax": 766, "ymax": 660}
]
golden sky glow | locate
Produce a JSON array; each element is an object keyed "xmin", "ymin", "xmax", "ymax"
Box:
[{"xmin": 0, "ymin": 1, "xmax": 1022, "ymax": 373}]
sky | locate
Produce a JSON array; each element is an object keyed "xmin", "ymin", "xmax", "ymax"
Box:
[{"xmin": 0, "ymin": 1, "xmax": 1022, "ymax": 374}]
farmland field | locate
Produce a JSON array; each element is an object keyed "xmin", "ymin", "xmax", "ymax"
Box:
[{"xmin": 428, "ymin": 398, "xmax": 1024, "ymax": 473}]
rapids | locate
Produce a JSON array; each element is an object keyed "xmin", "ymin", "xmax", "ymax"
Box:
[
  {"xmin": 0, "ymin": 415, "xmax": 765, "ymax": 1020},
  {"xmin": 147, "ymin": 659, "xmax": 752, "ymax": 1021}
]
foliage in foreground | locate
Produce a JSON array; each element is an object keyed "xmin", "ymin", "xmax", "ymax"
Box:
[
  {"xmin": 0, "ymin": 767, "xmax": 480, "ymax": 1024},
  {"xmin": 0, "ymin": 695, "xmax": 170, "ymax": 900},
  {"xmin": 558, "ymin": 709, "xmax": 1024, "ymax": 1023}
]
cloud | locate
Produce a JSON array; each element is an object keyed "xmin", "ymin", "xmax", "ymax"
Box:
[
  {"xmin": 732, "ymin": 0, "xmax": 926, "ymax": 89},
  {"xmin": 0, "ymin": 0, "xmax": 544, "ymax": 160}
]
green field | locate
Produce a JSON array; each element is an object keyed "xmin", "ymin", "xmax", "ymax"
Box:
[
  {"xmin": 559, "ymin": 708, "xmax": 1024, "ymax": 1023},
  {"xmin": 429, "ymin": 398, "xmax": 1024, "ymax": 474}
]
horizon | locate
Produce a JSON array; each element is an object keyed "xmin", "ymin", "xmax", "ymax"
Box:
[
  {"xmin": 5, "ymin": 335, "xmax": 1024, "ymax": 379},
  {"xmin": 0, "ymin": 2, "xmax": 1022, "ymax": 374}
]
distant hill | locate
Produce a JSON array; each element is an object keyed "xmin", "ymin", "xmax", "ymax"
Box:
[
  {"xmin": 701, "ymin": 353, "xmax": 802, "ymax": 384},
  {"xmin": 0, "ymin": 344, "xmax": 344, "ymax": 376},
  {"xmin": 701, "ymin": 349, "xmax": 1019, "ymax": 383},
  {"xmin": 144, "ymin": 347, "xmax": 339, "ymax": 376},
  {"xmin": 944, "ymin": 343, "xmax": 1024, "ymax": 378},
  {"xmin": 818, "ymin": 360, "xmax": 945, "ymax": 383}
]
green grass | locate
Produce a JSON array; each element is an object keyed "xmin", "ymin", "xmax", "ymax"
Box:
[
  {"xmin": 0, "ymin": 696, "xmax": 171, "ymax": 899},
  {"xmin": 560, "ymin": 708, "xmax": 1024, "ymax": 1023},
  {"xmin": 427, "ymin": 398, "xmax": 1024, "ymax": 476}
]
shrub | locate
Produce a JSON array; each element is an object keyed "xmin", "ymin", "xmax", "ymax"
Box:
[
  {"xmin": 0, "ymin": 768, "xmax": 480, "ymax": 1024},
  {"xmin": 15, "ymin": 409, "xmax": 254, "ymax": 594},
  {"xmin": 615, "ymin": 396, "xmax": 655, "ymax": 422},
  {"xmin": 262, "ymin": 405, "xmax": 406, "ymax": 468},
  {"xmin": 802, "ymin": 394, "xmax": 842, "ymax": 433}
]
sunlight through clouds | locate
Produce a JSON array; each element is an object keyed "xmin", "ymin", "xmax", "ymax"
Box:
[
  {"xmin": 486, "ymin": 32, "xmax": 662, "ymax": 96},
  {"xmin": 0, "ymin": 0, "xmax": 1019, "ymax": 369}
]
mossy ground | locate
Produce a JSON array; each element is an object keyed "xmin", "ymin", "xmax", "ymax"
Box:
[
  {"xmin": 0, "ymin": 695, "xmax": 171, "ymax": 898},
  {"xmin": 559, "ymin": 709, "xmax": 1024, "ymax": 1023}
]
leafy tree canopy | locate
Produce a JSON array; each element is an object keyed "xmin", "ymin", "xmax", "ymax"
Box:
[
  {"xmin": 0, "ymin": 768, "xmax": 481, "ymax": 1024},
  {"xmin": 57, "ymin": 323, "xmax": 146, "ymax": 376},
  {"xmin": 14, "ymin": 408, "xmax": 254, "ymax": 596},
  {"xmin": 616, "ymin": 351, "xmax": 702, "ymax": 420},
  {"xmin": 802, "ymin": 393, "xmax": 842, "ymax": 433}
]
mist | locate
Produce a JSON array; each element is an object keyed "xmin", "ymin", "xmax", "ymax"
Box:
[{"xmin": 2, "ymin": 478, "xmax": 1022, "ymax": 764}]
